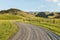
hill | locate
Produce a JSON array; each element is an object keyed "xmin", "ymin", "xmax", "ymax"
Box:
[
  {"xmin": 0, "ymin": 8, "xmax": 60, "ymax": 19},
  {"xmin": 0, "ymin": 8, "xmax": 24, "ymax": 15},
  {"xmin": 0, "ymin": 8, "xmax": 60, "ymax": 37},
  {"xmin": 36, "ymin": 12, "xmax": 60, "ymax": 18},
  {"xmin": 0, "ymin": 8, "xmax": 35, "ymax": 20}
]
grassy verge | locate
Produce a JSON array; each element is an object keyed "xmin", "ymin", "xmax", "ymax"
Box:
[
  {"xmin": 29, "ymin": 21, "xmax": 60, "ymax": 36},
  {"xmin": 17, "ymin": 17, "xmax": 60, "ymax": 36},
  {"xmin": 0, "ymin": 20, "xmax": 18, "ymax": 40}
]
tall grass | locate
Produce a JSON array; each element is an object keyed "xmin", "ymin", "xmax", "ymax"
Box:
[
  {"xmin": 0, "ymin": 14, "xmax": 22, "ymax": 20},
  {"xmin": 0, "ymin": 20, "xmax": 18, "ymax": 40}
]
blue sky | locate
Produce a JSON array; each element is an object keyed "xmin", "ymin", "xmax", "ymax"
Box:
[{"xmin": 0, "ymin": 0, "xmax": 60, "ymax": 12}]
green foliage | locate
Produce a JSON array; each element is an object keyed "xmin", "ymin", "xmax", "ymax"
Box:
[
  {"xmin": 36, "ymin": 12, "xmax": 60, "ymax": 18},
  {"xmin": 36, "ymin": 12, "xmax": 47, "ymax": 18}
]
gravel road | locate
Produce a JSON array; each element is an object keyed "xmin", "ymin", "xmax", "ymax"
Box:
[{"xmin": 10, "ymin": 22, "xmax": 60, "ymax": 40}]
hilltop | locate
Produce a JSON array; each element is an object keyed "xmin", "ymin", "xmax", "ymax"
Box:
[
  {"xmin": 0, "ymin": 8, "xmax": 60, "ymax": 19},
  {"xmin": 0, "ymin": 8, "xmax": 35, "ymax": 20},
  {"xmin": 0, "ymin": 8, "xmax": 24, "ymax": 14}
]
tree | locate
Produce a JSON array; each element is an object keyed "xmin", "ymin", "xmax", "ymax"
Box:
[{"xmin": 36, "ymin": 12, "xmax": 47, "ymax": 18}]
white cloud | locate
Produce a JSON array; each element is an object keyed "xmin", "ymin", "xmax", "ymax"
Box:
[
  {"xmin": 52, "ymin": 0, "xmax": 58, "ymax": 2},
  {"xmin": 57, "ymin": 3, "xmax": 60, "ymax": 6},
  {"xmin": 45, "ymin": 0, "xmax": 58, "ymax": 2}
]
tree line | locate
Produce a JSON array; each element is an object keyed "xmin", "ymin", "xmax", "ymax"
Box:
[{"xmin": 36, "ymin": 12, "xmax": 60, "ymax": 18}]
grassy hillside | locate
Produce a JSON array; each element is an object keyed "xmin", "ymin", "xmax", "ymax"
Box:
[
  {"xmin": 0, "ymin": 9, "xmax": 35, "ymax": 40},
  {"xmin": 0, "ymin": 14, "xmax": 22, "ymax": 20},
  {"xmin": 0, "ymin": 8, "xmax": 60, "ymax": 38},
  {"xmin": 0, "ymin": 8, "xmax": 34, "ymax": 20}
]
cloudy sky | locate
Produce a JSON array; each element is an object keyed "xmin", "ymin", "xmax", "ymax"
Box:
[{"xmin": 0, "ymin": 0, "xmax": 60, "ymax": 12}]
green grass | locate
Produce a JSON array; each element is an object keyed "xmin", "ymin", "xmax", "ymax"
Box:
[
  {"xmin": 0, "ymin": 14, "xmax": 22, "ymax": 20},
  {"xmin": 0, "ymin": 20, "xmax": 18, "ymax": 40}
]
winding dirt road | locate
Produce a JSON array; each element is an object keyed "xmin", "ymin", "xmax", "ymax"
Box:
[{"xmin": 10, "ymin": 22, "xmax": 60, "ymax": 40}]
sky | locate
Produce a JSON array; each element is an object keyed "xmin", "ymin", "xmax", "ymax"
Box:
[{"xmin": 0, "ymin": 0, "xmax": 60, "ymax": 12}]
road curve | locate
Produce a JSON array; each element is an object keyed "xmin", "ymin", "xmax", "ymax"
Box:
[{"xmin": 9, "ymin": 22, "xmax": 60, "ymax": 40}]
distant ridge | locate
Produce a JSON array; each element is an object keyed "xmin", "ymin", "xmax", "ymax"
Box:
[
  {"xmin": 0, "ymin": 8, "xmax": 24, "ymax": 14},
  {"xmin": 36, "ymin": 12, "xmax": 60, "ymax": 18},
  {"xmin": 0, "ymin": 8, "xmax": 60, "ymax": 18}
]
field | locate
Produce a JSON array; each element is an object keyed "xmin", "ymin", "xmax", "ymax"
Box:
[
  {"xmin": 0, "ymin": 14, "xmax": 22, "ymax": 20},
  {"xmin": 17, "ymin": 16, "xmax": 60, "ymax": 36},
  {"xmin": 0, "ymin": 14, "xmax": 60, "ymax": 40},
  {"xmin": 0, "ymin": 20, "xmax": 18, "ymax": 40}
]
